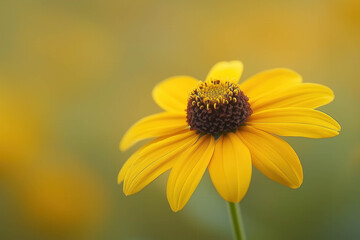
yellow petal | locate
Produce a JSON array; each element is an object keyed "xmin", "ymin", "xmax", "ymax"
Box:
[
  {"xmin": 239, "ymin": 68, "xmax": 302, "ymax": 102},
  {"xmin": 152, "ymin": 76, "xmax": 198, "ymax": 113},
  {"xmin": 247, "ymin": 107, "xmax": 341, "ymax": 138},
  {"xmin": 205, "ymin": 61, "xmax": 244, "ymax": 83},
  {"xmin": 208, "ymin": 133, "xmax": 252, "ymax": 203},
  {"xmin": 250, "ymin": 83, "xmax": 335, "ymax": 111},
  {"xmin": 237, "ymin": 126, "xmax": 303, "ymax": 188},
  {"xmin": 118, "ymin": 136, "xmax": 167, "ymax": 184},
  {"xmin": 118, "ymin": 144, "xmax": 146, "ymax": 184},
  {"xmin": 123, "ymin": 130, "xmax": 199, "ymax": 195},
  {"xmin": 167, "ymin": 135, "xmax": 215, "ymax": 212},
  {"xmin": 120, "ymin": 112, "xmax": 188, "ymax": 151}
]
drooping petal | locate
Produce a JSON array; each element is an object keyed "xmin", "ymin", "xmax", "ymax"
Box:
[
  {"xmin": 123, "ymin": 130, "xmax": 199, "ymax": 195},
  {"xmin": 167, "ymin": 135, "xmax": 215, "ymax": 212},
  {"xmin": 250, "ymin": 83, "xmax": 335, "ymax": 111},
  {"xmin": 152, "ymin": 76, "xmax": 198, "ymax": 112},
  {"xmin": 208, "ymin": 133, "xmax": 252, "ymax": 203},
  {"xmin": 120, "ymin": 112, "xmax": 188, "ymax": 151},
  {"xmin": 247, "ymin": 107, "xmax": 341, "ymax": 138},
  {"xmin": 118, "ymin": 143, "xmax": 149, "ymax": 184},
  {"xmin": 239, "ymin": 68, "xmax": 302, "ymax": 102},
  {"xmin": 205, "ymin": 61, "xmax": 244, "ymax": 83},
  {"xmin": 118, "ymin": 136, "xmax": 168, "ymax": 184},
  {"xmin": 237, "ymin": 126, "xmax": 303, "ymax": 188}
]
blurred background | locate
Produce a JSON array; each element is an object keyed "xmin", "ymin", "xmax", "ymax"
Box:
[{"xmin": 0, "ymin": 0, "xmax": 359, "ymax": 239}]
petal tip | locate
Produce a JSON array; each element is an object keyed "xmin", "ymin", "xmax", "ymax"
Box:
[
  {"xmin": 326, "ymin": 129, "xmax": 340, "ymax": 138},
  {"xmin": 206, "ymin": 60, "xmax": 244, "ymax": 83},
  {"xmin": 117, "ymin": 168, "xmax": 125, "ymax": 184},
  {"xmin": 123, "ymin": 187, "xmax": 131, "ymax": 196},
  {"xmin": 123, "ymin": 181, "xmax": 133, "ymax": 196},
  {"xmin": 120, "ymin": 134, "xmax": 131, "ymax": 151},
  {"xmin": 169, "ymin": 205, "xmax": 181, "ymax": 213},
  {"xmin": 170, "ymin": 201, "xmax": 186, "ymax": 212},
  {"xmin": 333, "ymin": 120, "xmax": 341, "ymax": 131},
  {"xmin": 289, "ymin": 183, "xmax": 302, "ymax": 189},
  {"xmin": 119, "ymin": 141, "xmax": 127, "ymax": 152},
  {"xmin": 228, "ymin": 60, "xmax": 244, "ymax": 68},
  {"xmin": 289, "ymin": 176, "xmax": 303, "ymax": 189},
  {"xmin": 167, "ymin": 196, "xmax": 182, "ymax": 212},
  {"xmin": 122, "ymin": 184, "xmax": 129, "ymax": 196},
  {"xmin": 117, "ymin": 176, "xmax": 123, "ymax": 184}
]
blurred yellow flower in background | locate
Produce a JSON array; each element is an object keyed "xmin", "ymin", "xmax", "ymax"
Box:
[
  {"xmin": 119, "ymin": 61, "xmax": 340, "ymax": 212},
  {"xmin": 0, "ymin": 84, "xmax": 108, "ymax": 239},
  {"xmin": 10, "ymin": 159, "xmax": 107, "ymax": 239},
  {"xmin": 0, "ymin": 0, "xmax": 358, "ymax": 239},
  {"xmin": 0, "ymin": 86, "xmax": 42, "ymax": 178}
]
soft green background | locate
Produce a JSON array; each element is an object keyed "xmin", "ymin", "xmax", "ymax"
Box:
[{"xmin": 0, "ymin": 0, "xmax": 359, "ymax": 239}]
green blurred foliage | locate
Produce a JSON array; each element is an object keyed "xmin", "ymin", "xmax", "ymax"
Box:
[{"xmin": 0, "ymin": 0, "xmax": 359, "ymax": 239}]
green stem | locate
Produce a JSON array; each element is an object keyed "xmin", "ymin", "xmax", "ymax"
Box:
[{"xmin": 227, "ymin": 202, "xmax": 246, "ymax": 240}]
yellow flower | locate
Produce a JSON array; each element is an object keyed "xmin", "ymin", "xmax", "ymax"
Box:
[
  {"xmin": 118, "ymin": 61, "xmax": 340, "ymax": 212},
  {"xmin": 14, "ymin": 160, "xmax": 107, "ymax": 238}
]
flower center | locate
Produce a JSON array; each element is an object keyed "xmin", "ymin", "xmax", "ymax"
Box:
[{"xmin": 186, "ymin": 80, "xmax": 252, "ymax": 136}]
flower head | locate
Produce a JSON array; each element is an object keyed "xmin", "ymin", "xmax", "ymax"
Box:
[
  {"xmin": 118, "ymin": 61, "xmax": 340, "ymax": 212},
  {"xmin": 186, "ymin": 80, "xmax": 252, "ymax": 135}
]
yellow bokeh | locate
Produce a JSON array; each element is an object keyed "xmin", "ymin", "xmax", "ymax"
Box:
[
  {"xmin": 0, "ymin": 86, "xmax": 41, "ymax": 177},
  {"xmin": 11, "ymin": 159, "xmax": 107, "ymax": 239},
  {"xmin": 0, "ymin": 0, "xmax": 359, "ymax": 239}
]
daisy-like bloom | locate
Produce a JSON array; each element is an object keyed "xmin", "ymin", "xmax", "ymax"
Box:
[{"xmin": 118, "ymin": 61, "xmax": 340, "ymax": 212}]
